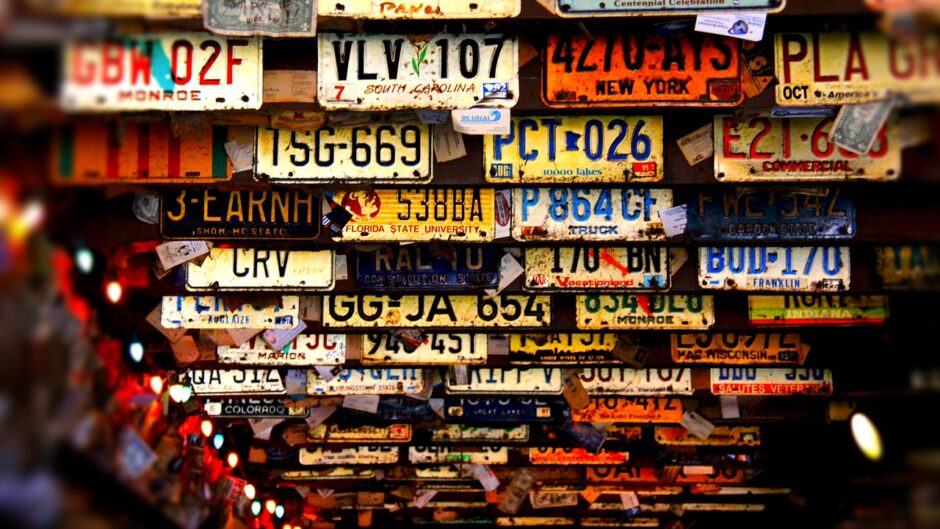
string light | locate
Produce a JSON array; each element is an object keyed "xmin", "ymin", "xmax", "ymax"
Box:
[
  {"xmin": 200, "ymin": 420, "xmax": 213, "ymax": 437},
  {"xmin": 851, "ymin": 412, "xmax": 884, "ymax": 462},
  {"xmin": 105, "ymin": 280, "xmax": 122, "ymax": 304},
  {"xmin": 75, "ymin": 245, "xmax": 94, "ymax": 274},
  {"xmin": 226, "ymin": 452, "xmax": 239, "ymax": 468},
  {"xmin": 149, "ymin": 376, "xmax": 163, "ymax": 394},
  {"xmin": 212, "ymin": 433, "xmax": 224, "ymax": 450},
  {"xmin": 274, "ymin": 505, "xmax": 284, "ymax": 519},
  {"xmin": 128, "ymin": 334, "xmax": 144, "ymax": 363},
  {"xmin": 265, "ymin": 500, "xmax": 276, "ymax": 514},
  {"xmin": 244, "ymin": 484, "xmax": 256, "ymax": 500},
  {"xmin": 168, "ymin": 384, "xmax": 192, "ymax": 403},
  {"xmin": 250, "ymin": 501, "xmax": 262, "ymax": 516}
]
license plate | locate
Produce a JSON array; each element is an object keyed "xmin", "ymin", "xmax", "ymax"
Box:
[
  {"xmin": 530, "ymin": 447, "xmax": 629, "ymax": 465},
  {"xmin": 513, "ymin": 188, "xmax": 672, "ymax": 242},
  {"xmin": 187, "ymin": 368, "xmax": 287, "ymax": 395},
  {"xmin": 299, "ymin": 446, "xmax": 399, "ymax": 465},
  {"xmin": 671, "ymin": 333, "xmax": 806, "ymax": 365},
  {"xmin": 445, "ymin": 368, "xmax": 563, "ymax": 394},
  {"xmin": 318, "ymin": 33, "xmax": 518, "ymax": 110},
  {"xmin": 497, "ymin": 518, "xmax": 575, "ymax": 526},
  {"xmin": 34, "ymin": 0, "xmax": 201, "ymax": 17},
  {"xmin": 654, "ymin": 426, "xmax": 761, "ymax": 446},
  {"xmin": 699, "ymin": 246, "xmax": 850, "ymax": 291},
  {"xmin": 281, "ymin": 468, "xmax": 376, "ymax": 480},
  {"xmin": 586, "ymin": 466, "xmax": 746, "ymax": 484},
  {"xmin": 317, "ymin": 0, "xmax": 519, "ymax": 17},
  {"xmin": 775, "ymin": 32, "xmax": 940, "ymax": 106},
  {"xmin": 255, "ymin": 122, "xmax": 432, "ymax": 183},
  {"xmin": 408, "ymin": 446, "xmax": 509, "ymax": 464},
  {"xmin": 577, "ymin": 295, "xmax": 715, "ymax": 330},
  {"xmin": 579, "ymin": 518, "xmax": 659, "ymax": 527},
  {"xmin": 361, "ymin": 333, "xmax": 487, "ymax": 365},
  {"xmin": 306, "ymin": 424, "xmax": 412, "ymax": 443},
  {"xmin": 323, "ymin": 295, "xmax": 551, "ymax": 328},
  {"xmin": 510, "ymin": 333, "xmax": 619, "ymax": 364},
  {"xmin": 430, "ymin": 425, "xmax": 530, "ymax": 443},
  {"xmin": 690, "ymin": 486, "xmax": 791, "ymax": 495},
  {"xmin": 408, "ymin": 466, "xmax": 471, "ymax": 480},
  {"xmin": 525, "ymin": 247, "xmax": 669, "ymax": 291},
  {"xmin": 326, "ymin": 189, "xmax": 495, "ymax": 242},
  {"xmin": 160, "ymin": 189, "xmax": 319, "ymax": 240},
  {"xmin": 52, "ymin": 121, "xmax": 230, "ymax": 184},
  {"xmin": 161, "ymin": 295, "xmax": 299, "ymax": 329},
  {"xmin": 306, "ymin": 368, "xmax": 425, "ymax": 395},
  {"xmin": 711, "ymin": 368, "xmax": 833, "ymax": 395},
  {"xmin": 444, "ymin": 397, "xmax": 560, "ymax": 422},
  {"xmin": 543, "ymin": 0, "xmax": 782, "ymax": 15},
  {"xmin": 203, "ymin": 398, "xmax": 309, "ymax": 418},
  {"xmin": 571, "ymin": 397, "xmax": 682, "ymax": 423},
  {"xmin": 714, "ymin": 115, "xmax": 900, "ymax": 181},
  {"xmin": 217, "ymin": 334, "xmax": 346, "ymax": 365},
  {"xmin": 544, "ymin": 34, "xmax": 741, "ymax": 107},
  {"xmin": 529, "ymin": 492, "xmax": 579, "ymax": 509},
  {"xmin": 687, "ymin": 187, "xmax": 854, "ymax": 240},
  {"xmin": 61, "ymin": 33, "xmax": 262, "ymax": 111},
  {"xmin": 185, "ymin": 249, "xmax": 334, "ymax": 291},
  {"xmin": 876, "ymin": 245, "xmax": 940, "ymax": 289},
  {"xmin": 748, "ymin": 295, "xmax": 889, "ymax": 325},
  {"xmin": 484, "ymin": 116, "xmax": 663, "ymax": 183},
  {"xmin": 357, "ymin": 246, "xmax": 501, "ymax": 290},
  {"xmin": 578, "ymin": 368, "xmax": 693, "ymax": 395}
]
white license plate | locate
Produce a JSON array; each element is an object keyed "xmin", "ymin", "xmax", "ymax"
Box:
[
  {"xmin": 710, "ymin": 368, "xmax": 833, "ymax": 396},
  {"xmin": 299, "ymin": 446, "xmax": 399, "ymax": 465},
  {"xmin": 430, "ymin": 425, "xmax": 529, "ymax": 443},
  {"xmin": 699, "ymin": 247, "xmax": 850, "ymax": 291},
  {"xmin": 322, "ymin": 295, "xmax": 551, "ymax": 327},
  {"xmin": 361, "ymin": 333, "xmax": 487, "ymax": 365},
  {"xmin": 408, "ymin": 446, "xmax": 509, "ymax": 464},
  {"xmin": 578, "ymin": 368, "xmax": 693, "ymax": 395},
  {"xmin": 281, "ymin": 468, "xmax": 376, "ymax": 480},
  {"xmin": 484, "ymin": 116, "xmax": 663, "ymax": 184},
  {"xmin": 161, "ymin": 295, "xmax": 299, "ymax": 329},
  {"xmin": 186, "ymin": 368, "xmax": 287, "ymax": 395},
  {"xmin": 61, "ymin": 33, "xmax": 262, "ymax": 111},
  {"xmin": 577, "ymin": 295, "xmax": 715, "ymax": 330},
  {"xmin": 318, "ymin": 0, "xmax": 520, "ymax": 18},
  {"xmin": 445, "ymin": 368, "xmax": 563, "ymax": 394},
  {"xmin": 186, "ymin": 249, "xmax": 334, "ymax": 291},
  {"xmin": 513, "ymin": 188, "xmax": 671, "ymax": 242},
  {"xmin": 217, "ymin": 334, "xmax": 346, "ymax": 365},
  {"xmin": 306, "ymin": 368, "xmax": 425, "ymax": 395},
  {"xmin": 306, "ymin": 424, "xmax": 412, "ymax": 443},
  {"xmin": 255, "ymin": 122, "xmax": 432, "ymax": 183},
  {"xmin": 317, "ymin": 33, "xmax": 518, "ymax": 110},
  {"xmin": 524, "ymin": 247, "xmax": 669, "ymax": 290}
]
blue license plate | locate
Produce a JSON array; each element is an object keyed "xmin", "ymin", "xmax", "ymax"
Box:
[
  {"xmin": 687, "ymin": 188, "xmax": 855, "ymax": 240},
  {"xmin": 357, "ymin": 246, "xmax": 501, "ymax": 290},
  {"xmin": 444, "ymin": 398, "xmax": 565, "ymax": 423}
]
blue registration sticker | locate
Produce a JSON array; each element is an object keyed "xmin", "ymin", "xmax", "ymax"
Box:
[{"xmin": 483, "ymin": 82, "xmax": 510, "ymax": 99}]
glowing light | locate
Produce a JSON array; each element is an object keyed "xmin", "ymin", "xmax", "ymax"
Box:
[
  {"xmin": 244, "ymin": 484, "xmax": 256, "ymax": 500},
  {"xmin": 200, "ymin": 420, "xmax": 213, "ymax": 437},
  {"xmin": 149, "ymin": 376, "xmax": 163, "ymax": 394},
  {"xmin": 227, "ymin": 452, "xmax": 239, "ymax": 468},
  {"xmin": 212, "ymin": 433, "xmax": 224, "ymax": 450},
  {"xmin": 851, "ymin": 412, "xmax": 884, "ymax": 462},
  {"xmin": 284, "ymin": 524, "xmax": 292, "ymax": 529},
  {"xmin": 168, "ymin": 384, "xmax": 192, "ymax": 403},
  {"xmin": 275, "ymin": 505, "xmax": 284, "ymax": 519},
  {"xmin": 20, "ymin": 200, "xmax": 44, "ymax": 229},
  {"xmin": 75, "ymin": 247, "xmax": 94, "ymax": 274},
  {"xmin": 265, "ymin": 500, "xmax": 276, "ymax": 514},
  {"xmin": 250, "ymin": 501, "xmax": 262, "ymax": 516},
  {"xmin": 128, "ymin": 340, "xmax": 144, "ymax": 363},
  {"xmin": 106, "ymin": 280, "xmax": 122, "ymax": 303}
]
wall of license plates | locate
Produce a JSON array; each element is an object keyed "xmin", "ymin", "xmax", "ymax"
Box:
[{"xmin": 12, "ymin": 0, "xmax": 940, "ymax": 527}]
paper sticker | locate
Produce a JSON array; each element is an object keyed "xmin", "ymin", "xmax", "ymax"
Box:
[
  {"xmin": 719, "ymin": 395, "xmax": 740, "ymax": 419},
  {"xmin": 314, "ymin": 365, "xmax": 341, "ymax": 382},
  {"xmin": 261, "ymin": 321, "xmax": 308, "ymax": 352},
  {"xmin": 156, "ymin": 241, "xmax": 210, "ymax": 270},
  {"xmin": 226, "ymin": 328, "xmax": 263, "ymax": 347},
  {"xmin": 659, "ymin": 204, "xmax": 688, "ymax": 237},
  {"xmin": 562, "ymin": 370, "xmax": 590, "ymax": 411},
  {"xmin": 669, "ymin": 248, "xmax": 689, "ymax": 277},
  {"xmin": 495, "ymin": 189, "xmax": 512, "ymax": 239},
  {"xmin": 695, "ymin": 12, "xmax": 767, "ymax": 42},
  {"xmin": 832, "ymin": 100, "xmax": 895, "ymax": 155},
  {"xmin": 415, "ymin": 490, "xmax": 437, "ymax": 508},
  {"xmin": 133, "ymin": 192, "xmax": 161, "ymax": 225},
  {"xmin": 147, "ymin": 304, "xmax": 186, "ymax": 343},
  {"xmin": 334, "ymin": 254, "xmax": 348, "ymax": 281},
  {"xmin": 284, "ymin": 369, "xmax": 307, "ymax": 394},
  {"xmin": 466, "ymin": 463, "xmax": 500, "ymax": 491},
  {"xmin": 485, "ymin": 253, "xmax": 524, "ymax": 296},
  {"xmin": 434, "ymin": 122, "xmax": 468, "ymax": 163},
  {"xmin": 451, "ymin": 109, "xmax": 510, "ymax": 135},
  {"xmin": 224, "ymin": 140, "xmax": 254, "ymax": 172},
  {"xmin": 343, "ymin": 394, "xmax": 381, "ymax": 414},
  {"xmin": 306, "ymin": 405, "xmax": 337, "ymax": 427},
  {"xmin": 430, "ymin": 398, "xmax": 445, "ymax": 419},
  {"xmin": 677, "ymin": 124, "xmax": 714, "ymax": 166},
  {"xmin": 679, "ymin": 411, "xmax": 716, "ymax": 440},
  {"xmin": 249, "ymin": 418, "xmax": 283, "ymax": 440}
]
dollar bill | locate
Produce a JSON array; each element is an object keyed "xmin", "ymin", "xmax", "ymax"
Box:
[
  {"xmin": 831, "ymin": 99, "xmax": 894, "ymax": 155},
  {"xmin": 204, "ymin": 0, "xmax": 316, "ymax": 37}
]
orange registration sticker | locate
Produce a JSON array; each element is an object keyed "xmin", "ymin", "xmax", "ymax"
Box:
[{"xmin": 543, "ymin": 34, "xmax": 742, "ymax": 107}]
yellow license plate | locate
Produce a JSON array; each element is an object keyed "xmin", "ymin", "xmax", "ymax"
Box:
[
  {"xmin": 306, "ymin": 424, "xmax": 412, "ymax": 443},
  {"xmin": 671, "ymin": 333, "xmax": 806, "ymax": 365},
  {"xmin": 361, "ymin": 333, "xmax": 487, "ymax": 365},
  {"xmin": 775, "ymin": 32, "xmax": 940, "ymax": 105},
  {"xmin": 524, "ymin": 247, "xmax": 670, "ymax": 291},
  {"xmin": 654, "ymin": 426, "xmax": 761, "ymax": 446},
  {"xmin": 497, "ymin": 518, "xmax": 575, "ymax": 527},
  {"xmin": 715, "ymin": 115, "xmax": 901, "ymax": 181},
  {"xmin": 510, "ymin": 333, "xmax": 619, "ymax": 364},
  {"xmin": 748, "ymin": 295, "xmax": 889, "ymax": 325},
  {"xmin": 280, "ymin": 468, "xmax": 375, "ymax": 480},
  {"xmin": 876, "ymin": 245, "xmax": 940, "ymax": 288},
  {"xmin": 318, "ymin": 0, "xmax": 519, "ymax": 18},
  {"xmin": 484, "ymin": 116, "xmax": 663, "ymax": 184},
  {"xmin": 530, "ymin": 447, "xmax": 629, "ymax": 465},
  {"xmin": 299, "ymin": 446, "xmax": 400, "ymax": 465},
  {"xmin": 327, "ymin": 189, "xmax": 495, "ymax": 242},
  {"xmin": 322, "ymin": 295, "xmax": 551, "ymax": 327},
  {"xmin": 577, "ymin": 295, "xmax": 715, "ymax": 330},
  {"xmin": 255, "ymin": 122, "xmax": 432, "ymax": 183}
]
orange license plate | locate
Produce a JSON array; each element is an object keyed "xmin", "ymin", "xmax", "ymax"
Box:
[{"xmin": 543, "ymin": 34, "xmax": 742, "ymax": 107}]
